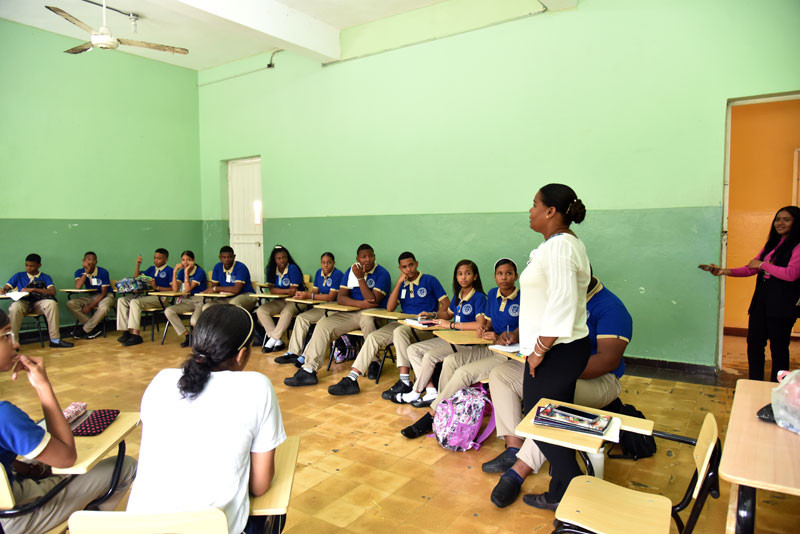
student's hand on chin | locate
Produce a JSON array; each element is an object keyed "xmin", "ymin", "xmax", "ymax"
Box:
[{"xmin": 352, "ymin": 263, "xmax": 365, "ymax": 278}]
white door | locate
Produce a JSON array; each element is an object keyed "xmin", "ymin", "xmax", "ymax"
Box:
[{"xmin": 228, "ymin": 158, "xmax": 264, "ymax": 283}]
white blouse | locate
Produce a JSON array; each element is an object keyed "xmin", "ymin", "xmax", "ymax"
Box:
[{"xmin": 519, "ymin": 233, "xmax": 591, "ymax": 355}]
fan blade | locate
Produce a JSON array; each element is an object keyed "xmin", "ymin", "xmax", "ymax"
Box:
[
  {"xmin": 45, "ymin": 6, "xmax": 97, "ymax": 34},
  {"xmin": 118, "ymin": 38, "xmax": 188, "ymax": 55},
  {"xmin": 65, "ymin": 42, "xmax": 93, "ymax": 54}
]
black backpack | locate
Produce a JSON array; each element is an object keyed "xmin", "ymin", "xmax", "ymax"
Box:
[{"xmin": 605, "ymin": 402, "xmax": 657, "ymax": 460}]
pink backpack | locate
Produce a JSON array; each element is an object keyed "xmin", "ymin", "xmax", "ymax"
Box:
[{"xmin": 432, "ymin": 385, "xmax": 495, "ymax": 451}]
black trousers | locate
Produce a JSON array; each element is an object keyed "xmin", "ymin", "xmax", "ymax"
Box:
[
  {"xmin": 747, "ymin": 298, "xmax": 795, "ymax": 382},
  {"xmin": 522, "ymin": 336, "xmax": 591, "ymax": 502}
]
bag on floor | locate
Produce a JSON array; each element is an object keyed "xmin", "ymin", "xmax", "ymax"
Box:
[
  {"xmin": 605, "ymin": 402, "xmax": 657, "ymax": 460},
  {"xmin": 432, "ymin": 385, "xmax": 495, "ymax": 452},
  {"xmin": 331, "ymin": 334, "xmax": 357, "ymax": 363}
]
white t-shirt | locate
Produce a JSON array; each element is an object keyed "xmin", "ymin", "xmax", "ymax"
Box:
[
  {"xmin": 519, "ymin": 233, "xmax": 591, "ymax": 355},
  {"xmin": 127, "ymin": 369, "xmax": 286, "ymax": 534}
]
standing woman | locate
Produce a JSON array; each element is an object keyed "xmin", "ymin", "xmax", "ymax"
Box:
[
  {"xmin": 701, "ymin": 206, "xmax": 800, "ymax": 381},
  {"xmin": 519, "ymin": 183, "xmax": 591, "ymax": 510}
]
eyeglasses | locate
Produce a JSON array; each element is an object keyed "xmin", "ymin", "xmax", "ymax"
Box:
[{"xmin": 1, "ymin": 332, "xmax": 16, "ymax": 344}]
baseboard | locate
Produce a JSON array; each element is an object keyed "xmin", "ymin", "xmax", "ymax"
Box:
[
  {"xmin": 723, "ymin": 326, "xmax": 800, "ymax": 340},
  {"xmin": 624, "ymin": 356, "xmax": 717, "ymax": 377}
]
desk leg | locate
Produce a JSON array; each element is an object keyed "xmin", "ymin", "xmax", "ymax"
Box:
[
  {"xmin": 449, "ymin": 343, "xmax": 457, "ymax": 352},
  {"xmin": 86, "ymin": 441, "xmax": 127, "ymax": 509},
  {"xmin": 735, "ymin": 484, "xmax": 755, "ymax": 534},
  {"xmin": 577, "ymin": 451, "xmax": 595, "ymax": 477}
]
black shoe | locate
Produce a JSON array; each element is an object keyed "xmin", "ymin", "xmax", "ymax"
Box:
[
  {"xmin": 410, "ymin": 397, "xmax": 434, "ymax": 408},
  {"xmin": 328, "ymin": 377, "xmax": 360, "ymax": 396},
  {"xmin": 367, "ymin": 361, "xmax": 380, "ymax": 380},
  {"xmin": 522, "ymin": 493, "xmax": 559, "ymax": 511},
  {"xmin": 482, "ymin": 448, "xmax": 519, "ymax": 473},
  {"xmin": 261, "ymin": 345, "xmax": 274, "ymax": 354},
  {"xmin": 401, "ymin": 412, "xmax": 433, "ymax": 439},
  {"xmin": 491, "ymin": 473, "xmax": 522, "ymax": 508},
  {"xmin": 284, "ymin": 368, "xmax": 318, "ymax": 387},
  {"xmin": 381, "ymin": 379, "xmax": 413, "ymax": 400},
  {"xmin": 274, "ymin": 353, "xmax": 299, "ymax": 365},
  {"xmin": 86, "ymin": 326, "xmax": 104, "ymax": 339},
  {"xmin": 390, "ymin": 392, "xmax": 409, "ymax": 405},
  {"xmin": 272, "ymin": 341, "xmax": 285, "ymax": 352},
  {"xmin": 294, "ymin": 358, "xmax": 305, "ymax": 369},
  {"xmin": 49, "ymin": 339, "xmax": 74, "ymax": 348},
  {"xmin": 180, "ymin": 334, "xmax": 192, "ymax": 348},
  {"xmin": 73, "ymin": 327, "xmax": 89, "ymax": 339},
  {"xmin": 117, "ymin": 331, "xmax": 132, "ymax": 343},
  {"xmin": 122, "ymin": 334, "xmax": 143, "ymax": 347}
]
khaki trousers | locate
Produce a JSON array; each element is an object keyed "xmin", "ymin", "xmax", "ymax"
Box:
[
  {"xmin": 201, "ymin": 293, "xmax": 256, "ymax": 313},
  {"xmin": 0, "ymin": 456, "xmax": 137, "ymax": 534},
  {"xmin": 163, "ymin": 295, "xmax": 204, "ymax": 337},
  {"xmin": 287, "ymin": 308, "xmax": 326, "ymax": 355},
  {"xmin": 116, "ymin": 295, "xmax": 168, "ymax": 332},
  {"xmin": 9, "ymin": 299, "xmax": 60, "ymax": 340},
  {"xmin": 351, "ymin": 323, "xmax": 433, "ymax": 375},
  {"xmin": 302, "ymin": 311, "xmax": 376, "ymax": 372},
  {"xmin": 66, "ymin": 295, "xmax": 115, "ymax": 333},
  {"xmin": 408, "ymin": 337, "xmax": 456, "ymax": 393},
  {"xmin": 256, "ymin": 300, "xmax": 302, "ymax": 340},
  {"xmin": 430, "ymin": 346, "xmax": 506, "ymax": 411}
]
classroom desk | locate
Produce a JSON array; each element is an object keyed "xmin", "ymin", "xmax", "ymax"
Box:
[
  {"xmin": 284, "ymin": 297, "xmax": 317, "ymax": 313},
  {"xmin": 199, "ymin": 291, "xmax": 238, "ymax": 303},
  {"xmin": 255, "ymin": 283, "xmax": 270, "ymax": 292},
  {"xmin": 401, "ymin": 319, "xmax": 448, "ymax": 332},
  {"xmin": 433, "ymin": 329, "xmax": 492, "ymax": 352},
  {"xmin": 362, "ymin": 309, "xmax": 415, "ymax": 321},
  {"xmin": 59, "ymin": 289, "xmax": 98, "ymax": 299},
  {"xmin": 719, "ymin": 379, "xmax": 800, "ymax": 534},
  {"xmin": 314, "ymin": 302, "xmax": 361, "ymax": 316},
  {"xmin": 488, "ymin": 346, "xmax": 526, "ymax": 363},
  {"xmin": 250, "ymin": 293, "xmax": 288, "ymax": 300},
  {"xmin": 250, "ymin": 436, "xmax": 300, "ymax": 526},
  {"xmin": 147, "ymin": 291, "xmax": 188, "ymax": 298}
]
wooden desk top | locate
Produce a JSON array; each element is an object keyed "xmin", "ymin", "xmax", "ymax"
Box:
[
  {"xmin": 719, "ymin": 379, "xmax": 800, "ymax": 496},
  {"xmin": 401, "ymin": 319, "xmax": 448, "ymax": 331},
  {"xmin": 53, "ymin": 412, "xmax": 140, "ymax": 475},
  {"xmin": 434, "ymin": 330, "xmax": 493, "ymax": 346},
  {"xmin": 285, "ymin": 298, "xmax": 318, "ymax": 305},
  {"xmin": 315, "ymin": 302, "xmax": 360, "ymax": 313},
  {"xmin": 488, "ymin": 346, "xmax": 526, "ymax": 363},
  {"xmin": 250, "ymin": 436, "xmax": 300, "ymax": 516},
  {"xmin": 60, "ymin": 289, "xmax": 97, "ymax": 293},
  {"xmin": 362, "ymin": 309, "xmax": 415, "ymax": 320},
  {"xmin": 200, "ymin": 291, "xmax": 238, "ymax": 298},
  {"xmin": 0, "ymin": 295, "xmax": 9, "ymax": 299},
  {"xmin": 148, "ymin": 291, "xmax": 188, "ymax": 297},
  {"xmin": 249, "ymin": 293, "xmax": 288, "ymax": 300},
  {"xmin": 255, "ymin": 282, "xmax": 270, "ymax": 288}
]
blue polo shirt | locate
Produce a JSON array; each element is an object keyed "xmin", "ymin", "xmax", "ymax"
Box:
[
  {"xmin": 341, "ymin": 264, "xmax": 391, "ymax": 308},
  {"xmin": 177, "ymin": 266, "xmax": 207, "ymax": 295},
  {"xmin": 313, "ymin": 268, "xmax": 344, "ymax": 295},
  {"xmin": 210, "ymin": 261, "xmax": 254, "ymax": 294},
  {"xmin": 143, "ymin": 265, "xmax": 174, "ymax": 289},
  {"xmin": 587, "ymin": 284, "xmax": 633, "ymax": 378},
  {"xmin": 270, "ymin": 264, "xmax": 303, "ymax": 290},
  {"xmin": 74, "ymin": 267, "xmax": 110, "ymax": 290},
  {"xmin": 449, "ymin": 289, "xmax": 488, "ymax": 323},
  {"xmin": 479, "ymin": 287, "xmax": 520, "ymax": 335},
  {"xmin": 398, "ymin": 273, "xmax": 447, "ymax": 315},
  {"xmin": 6, "ymin": 272, "xmax": 55, "ymax": 291},
  {"xmin": 0, "ymin": 401, "xmax": 48, "ymax": 480}
]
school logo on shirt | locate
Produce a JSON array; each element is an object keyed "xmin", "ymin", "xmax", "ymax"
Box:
[
  {"xmin": 509, "ymin": 304, "xmax": 520, "ymax": 317},
  {"xmin": 158, "ymin": 271, "xmax": 166, "ymax": 278},
  {"xmin": 324, "ymin": 278, "xmax": 332, "ymax": 287},
  {"xmin": 417, "ymin": 287, "xmax": 427, "ymax": 298},
  {"xmin": 367, "ymin": 278, "xmax": 375, "ymax": 289},
  {"xmin": 462, "ymin": 303, "xmax": 473, "ymax": 316},
  {"xmin": 280, "ymin": 277, "xmax": 290, "ymax": 287}
]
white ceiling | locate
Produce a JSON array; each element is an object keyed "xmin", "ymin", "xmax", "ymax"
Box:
[{"xmin": 0, "ymin": 0, "xmax": 449, "ymax": 70}]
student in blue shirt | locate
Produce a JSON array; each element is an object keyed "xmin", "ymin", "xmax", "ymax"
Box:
[
  {"xmin": 275, "ymin": 252, "xmax": 344, "ymax": 365},
  {"xmin": 201, "ymin": 246, "xmax": 256, "ymax": 313},
  {"xmin": 284, "ymin": 244, "xmax": 391, "ymax": 387},
  {"xmin": 1, "ymin": 254, "xmax": 72, "ymax": 349},
  {"xmin": 0, "ymin": 309, "xmax": 136, "ymax": 534},
  {"xmin": 328, "ymin": 251, "xmax": 450, "ymax": 396},
  {"xmin": 256, "ymin": 245, "xmax": 305, "ymax": 353},
  {"xmin": 116, "ymin": 248, "xmax": 174, "ymax": 347},
  {"xmin": 398, "ymin": 259, "xmax": 488, "ymax": 406},
  {"xmin": 66, "ymin": 251, "xmax": 114, "ymax": 340},
  {"xmin": 164, "ymin": 250, "xmax": 208, "ymax": 348}
]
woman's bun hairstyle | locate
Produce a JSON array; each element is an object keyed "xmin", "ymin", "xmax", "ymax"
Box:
[{"xmin": 539, "ymin": 183, "xmax": 586, "ymax": 225}]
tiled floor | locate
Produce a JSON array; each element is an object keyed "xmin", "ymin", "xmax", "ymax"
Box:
[{"xmin": 2, "ymin": 328, "xmax": 798, "ymax": 533}]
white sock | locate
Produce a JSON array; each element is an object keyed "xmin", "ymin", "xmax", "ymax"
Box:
[
  {"xmin": 402, "ymin": 391, "xmax": 421, "ymax": 403},
  {"xmin": 302, "ymin": 366, "xmax": 314, "ymax": 374},
  {"xmin": 266, "ymin": 338, "xmax": 277, "ymax": 348},
  {"xmin": 347, "ymin": 370, "xmax": 359, "ymax": 381},
  {"xmin": 274, "ymin": 339, "xmax": 284, "ymax": 346},
  {"xmin": 422, "ymin": 388, "xmax": 438, "ymax": 402},
  {"xmin": 400, "ymin": 373, "xmax": 411, "ymax": 386}
]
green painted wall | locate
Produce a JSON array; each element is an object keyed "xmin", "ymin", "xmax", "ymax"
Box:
[{"xmin": 0, "ymin": 19, "xmax": 200, "ymax": 220}]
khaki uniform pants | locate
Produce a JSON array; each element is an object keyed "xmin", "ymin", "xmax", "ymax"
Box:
[
  {"xmin": 0, "ymin": 456, "xmax": 137, "ymax": 534},
  {"xmin": 66, "ymin": 295, "xmax": 115, "ymax": 333},
  {"xmin": 256, "ymin": 300, "xmax": 303, "ymax": 340},
  {"xmin": 9, "ymin": 299, "xmax": 60, "ymax": 340},
  {"xmin": 201, "ymin": 293, "xmax": 256, "ymax": 313},
  {"xmin": 163, "ymin": 295, "xmax": 204, "ymax": 337},
  {"xmin": 287, "ymin": 308, "xmax": 326, "ymax": 355},
  {"xmin": 408, "ymin": 337, "xmax": 455, "ymax": 393},
  {"xmin": 302, "ymin": 311, "xmax": 376, "ymax": 372},
  {"xmin": 116, "ymin": 295, "xmax": 169, "ymax": 332},
  {"xmin": 350, "ymin": 324, "xmax": 434, "ymax": 375},
  {"xmin": 430, "ymin": 346, "xmax": 506, "ymax": 411},
  {"xmin": 488, "ymin": 359, "xmax": 622, "ymax": 471}
]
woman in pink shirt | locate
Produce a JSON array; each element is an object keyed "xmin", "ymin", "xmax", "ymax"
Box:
[{"xmin": 702, "ymin": 206, "xmax": 800, "ymax": 381}]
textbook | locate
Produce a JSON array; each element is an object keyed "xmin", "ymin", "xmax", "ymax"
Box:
[
  {"xmin": 533, "ymin": 403, "xmax": 612, "ymax": 436},
  {"xmin": 488, "ymin": 343, "xmax": 521, "ymax": 353},
  {"xmin": 403, "ymin": 318, "xmax": 438, "ymax": 328}
]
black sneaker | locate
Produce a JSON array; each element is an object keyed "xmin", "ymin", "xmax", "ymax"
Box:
[
  {"xmin": 272, "ymin": 341, "xmax": 285, "ymax": 352},
  {"xmin": 522, "ymin": 493, "xmax": 559, "ymax": 511},
  {"xmin": 491, "ymin": 473, "xmax": 522, "ymax": 508},
  {"xmin": 86, "ymin": 325, "xmax": 104, "ymax": 339},
  {"xmin": 73, "ymin": 327, "xmax": 89, "ymax": 339},
  {"xmin": 117, "ymin": 331, "xmax": 132, "ymax": 343},
  {"xmin": 401, "ymin": 412, "xmax": 433, "ymax": 439},
  {"xmin": 482, "ymin": 448, "xmax": 519, "ymax": 473},
  {"xmin": 328, "ymin": 377, "xmax": 360, "ymax": 396},
  {"xmin": 123, "ymin": 334, "xmax": 143, "ymax": 347},
  {"xmin": 262, "ymin": 344, "xmax": 275, "ymax": 354},
  {"xmin": 49, "ymin": 339, "xmax": 74, "ymax": 348},
  {"xmin": 367, "ymin": 361, "xmax": 380, "ymax": 380},
  {"xmin": 284, "ymin": 368, "xmax": 318, "ymax": 387},
  {"xmin": 274, "ymin": 353, "xmax": 299, "ymax": 365},
  {"xmin": 381, "ymin": 379, "xmax": 412, "ymax": 400},
  {"xmin": 180, "ymin": 334, "xmax": 192, "ymax": 348}
]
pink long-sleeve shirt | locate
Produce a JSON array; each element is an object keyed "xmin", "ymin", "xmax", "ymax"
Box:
[{"xmin": 728, "ymin": 237, "xmax": 800, "ymax": 282}]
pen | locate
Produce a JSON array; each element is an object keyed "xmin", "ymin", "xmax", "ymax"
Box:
[{"xmin": 506, "ymin": 325, "xmax": 509, "ymax": 344}]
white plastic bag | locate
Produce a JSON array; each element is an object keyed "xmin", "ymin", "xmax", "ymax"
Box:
[{"xmin": 772, "ymin": 370, "xmax": 800, "ymax": 435}]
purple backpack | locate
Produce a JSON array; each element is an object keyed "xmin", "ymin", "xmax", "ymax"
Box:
[{"xmin": 432, "ymin": 385, "xmax": 495, "ymax": 451}]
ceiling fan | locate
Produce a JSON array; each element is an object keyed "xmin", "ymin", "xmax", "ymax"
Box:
[{"xmin": 45, "ymin": 1, "xmax": 188, "ymax": 55}]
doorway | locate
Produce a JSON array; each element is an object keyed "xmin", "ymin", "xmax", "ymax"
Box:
[{"xmin": 227, "ymin": 157, "xmax": 264, "ymax": 283}]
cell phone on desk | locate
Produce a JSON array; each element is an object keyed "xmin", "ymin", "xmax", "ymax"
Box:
[{"xmin": 553, "ymin": 405, "xmax": 600, "ymax": 423}]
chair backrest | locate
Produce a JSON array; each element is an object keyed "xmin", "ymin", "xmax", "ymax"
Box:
[
  {"xmin": 691, "ymin": 413, "xmax": 718, "ymax": 499},
  {"xmin": 0, "ymin": 468, "xmax": 15, "ymax": 510},
  {"xmin": 68, "ymin": 507, "xmax": 228, "ymax": 534}
]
